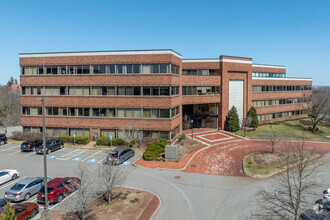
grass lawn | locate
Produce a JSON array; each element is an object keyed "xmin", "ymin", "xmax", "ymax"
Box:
[
  {"xmin": 243, "ymin": 151, "xmax": 319, "ymax": 178},
  {"xmin": 235, "ymin": 121, "xmax": 330, "ymax": 141}
]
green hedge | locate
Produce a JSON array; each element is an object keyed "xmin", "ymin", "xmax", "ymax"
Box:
[
  {"xmin": 58, "ymin": 136, "xmax": 89, "ymax": 145},
  {"xmin": 96, "ymin": 137, "xmax": 127, "ymax": 146},
  {"xmin": 143, "ymin": 139, "xmax": 168, "ymax": 161}
]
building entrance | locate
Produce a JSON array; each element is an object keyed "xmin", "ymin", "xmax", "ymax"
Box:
[{"xmin": 182, "ymin": 104, "xmax": 218, "ymax": 129}]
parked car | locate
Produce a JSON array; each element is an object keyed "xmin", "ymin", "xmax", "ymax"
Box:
[
  {"xmin": 323, "ymin": 188, "xmax": 330, "ymax": 199},
  {"xmin": 106, "ymin": 147, "xmax": 135, "ymax": 165},
  {"xmin": 0, "ymin": 202, "xmax": 39, "ymax": 220},
  {"xmin": 37, "ymin": 177, "xmax": 80, "ymax": 204},
  {"xmin": 300, "ymin": 209, "xmax": 330, "ymax": 219},
  {"xmin": 35, "ymin": 139, "xmax": 64, "ymax": 154},
  {"xmin": 0, "ymin": 169, "xmax": 19, "ymax": 185},
  {"xmin": 0, "ymin": 133, "xmax": 7, "ymax": 146},
  {"xmin": 0, "ymin": 199, "xmax": 6, "ymax": 208},
  {"xmin": 315, "ymin": 198, "xmax": 330, "ymax": 212},
  {"xmin": 21, "ymin": 140, "xmax": 43, "ymax": 152},
  {"xmin": 4, "ymin": 177, "xmax": 51, "ymax": 202}
]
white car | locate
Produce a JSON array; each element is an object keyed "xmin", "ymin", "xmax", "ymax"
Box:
[
  {"xmin": 323, "ymin": 188, "xmax": 330, "ymax": 199},
  {"xmin": 0, "ymin": 169, "xmax": 19, "ymax": 185}
]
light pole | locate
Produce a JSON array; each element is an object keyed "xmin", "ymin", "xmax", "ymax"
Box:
[
  {"xmin": 191, "ymin": 119, "xmax": 194, "ymax": 139},
  {"xmin": 243, "ymin": 118, "xmax": 247, "ymax": 137},
  {"xmin": 41, "ymin": 98, "xmax": 49, "ymax": 211}
]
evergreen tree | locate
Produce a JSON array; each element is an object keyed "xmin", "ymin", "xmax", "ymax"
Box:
[
  {"xmin": 224, "ymin": 106, "xmax": 240, "ymax": 132},
  {"xmin": 0, "ymin": 202, "xmax": 15, "ymax": 220},
  {"xmin": 247, "ymin": 106, "xmax": 259, "ymax": 128},
  {"xmin": 6, "ymin": 76, "xmax": 15, "ymax": 86}
]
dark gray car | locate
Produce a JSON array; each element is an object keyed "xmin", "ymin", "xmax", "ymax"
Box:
[
  {"xmin": 0, "ymin": 199, "xmax": 6, "ymax": 208},
  {"xmin": 106, "ymin": 148, "xmax": 134, "ymax": 165},
  {"xmin": 4, "ymin": 177, "xmax": 51, "ymax": 202}
]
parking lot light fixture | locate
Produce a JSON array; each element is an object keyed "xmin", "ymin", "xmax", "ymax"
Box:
[{"xmin": 41, "ymin": 98, "xmax": 49, "ymax": 212}]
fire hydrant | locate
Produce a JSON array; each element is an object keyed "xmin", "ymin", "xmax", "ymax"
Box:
[{"xmin": 249, "ymin": 159, "xmax": 253, "ymax": 164}]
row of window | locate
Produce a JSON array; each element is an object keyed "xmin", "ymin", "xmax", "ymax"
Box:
[
  {"xmin": 257, "ymin": 109, "xmax": 307, "ymax": 121},
  {"xmin": 252, "ymin": 72, "xmax": 286, "ymax": 78},
  {"xmin": 21, "ymin": 64, "xmax": 180, "ymax": 75},
  {"xmin": 22, "ymin": 106, "xmax": 180, "ymax": 119},
  {"xmin": 252, "ymin": 85, "xmax": 312, "ymax": 93},
  {"xmin": 182, "ymin": 86, "xmax": 220, "ymax": 96},
  {"xmin": 252, "ymin": 97, "xmax": 310, "ymax": 107},
  {"xmin": 23, "ymin": 126, "xmax": 180, "ymax": 141},
  {"xmin": 22, "ymin": 86, "xmax": 180, "ymax": 96},
  {"xmin": 182, "ymin": 69, "xmax": 220, "ymax": 76}
]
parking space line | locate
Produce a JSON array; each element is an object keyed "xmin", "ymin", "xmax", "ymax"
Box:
[
  {"xmin": 0, "ymin": 145, "xmax": 20, "ymax": 152},
  {"xmin": 49, "ymin": 191, "xmax": 77, "ymax": 210},
  {"xmin": 81, "ymin": 150, "xmax": 103, "ymax": 161},
  {"xmin": 61, "ymin": 149, "xmax": 88, "ymax": 160},
  {"xmin": 0, "ymin": 176, "xmax": 27, "ymax": 190},
  {"xmin": 56, "ymin": 149, "xmax": 82, "ymax": 160},
  {"xmin": 9, "ymin": 150, "xmax": 23, "ymax": 156},
  {"xmin": 23, "ymin": 152, "xmax": 36, "ymax": 157},
  {"xmin": 97, "ymin": 158, "xmax": 104, "ymax": 164}
]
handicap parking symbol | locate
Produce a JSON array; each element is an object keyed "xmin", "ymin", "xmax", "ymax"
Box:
[
  {"xmin": 72, "ymin": 157, "xmax": 83, "ymax": 161},
  {"xmin": 87, "ymin": 158, "xmax": 99, "ymax": 163},
  {"xmin": 47, "ymin": 155, "xmax": 58, "ymax": 159},
  {"xmin": 122, "ymin": 161, "xmax": 131, "ymax": 165}
]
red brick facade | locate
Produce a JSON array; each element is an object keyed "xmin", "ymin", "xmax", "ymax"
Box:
[{"xmin": 19, "ymin": 50, "xmax": 312, "ymax": 140}]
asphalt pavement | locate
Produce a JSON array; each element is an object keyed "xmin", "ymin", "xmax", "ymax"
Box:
[{"xmin": 0, "ymin": 143, "xmax": 329, "ymax": 220}]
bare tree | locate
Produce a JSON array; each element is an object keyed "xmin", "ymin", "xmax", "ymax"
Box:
[
  {"xmin": 119, "ymin": 123, "xmax": 140, "ymax": 146},
  {"xmin": 0, "ymin": 86, "xmax": 20, "ymax": 134},
  {"xmin": 305, "ymin": 89, "xmax": 329, "ymax": 132},
  {"xmin": 251, "ymin": 142, "xmax": 324, "ymax": 220},
  {"xmin": 65, "ymin": 163, "xmax": 101, "ymax": 220},
  {"xmin": 182, "ymin": 114, "xmax": 191, "ymax": 130},
  {"xmin": 98, "ymin": 162, "xmax": 127, "ymax": 204},
  {"xmin": 266, "ymin": 129, "xmax": 281, "ymax": 153}
]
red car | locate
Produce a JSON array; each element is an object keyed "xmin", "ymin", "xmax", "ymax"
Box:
[
  {"xmin": 37, "ymin": 177, "xmax": 80, "ymax": 204},
  {"xmin": 0, "ymin": 202, "xmax": 39, "ymax": 220}
]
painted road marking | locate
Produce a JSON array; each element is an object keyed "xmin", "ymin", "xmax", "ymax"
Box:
[
  {"xmin": 23, "ymin": 152, "xmax": 36, "ymax": 157},
  {"xmin": 81, "ymin": 150, "xmax": 103, "ymax": 161},
  {"xmin": 47, "ymin": 155, "xmax": 58, "ymax": 159},
  {"xmin": 9, "ymin": 150, "xmax": 23, "ymax": 156},
  {"xmin": 97, "ymin": 159, "xmax": 104, "ymax": 164},
  {"xmin": 87, "ymin": 158, "xmax": 99, "ymax": 163},
  {"xmin": 122, "ymin": 161, "xmax": 131, "ymax": 165},
  {"xmin": 0, "ymin": 145, "xmax": 20, "ymax": 152},
  {"xmin": 72, "ymin": 157, "xmax": 83, "ymax": 161},
  {"xmin": 56, "ymin": 149, "xmax": 82, "ymax": 160}
]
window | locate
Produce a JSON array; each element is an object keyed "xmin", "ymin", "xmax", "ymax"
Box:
[
  {"xmin": 117, "ymin": 87, "xmax": 125, "ymax": 95},
  {"xmin": 151, "ymin": 87, "xmax": 159, "ymax": 96},
  {"xmin": 125, "ymin": 87, "xmax": 133, "ymax": 96},
  {"xmin": 60, "ymin": 87, "xmax": 66, "ymax": 95},
  {"xmin": 133, "ymin": 64, "xmax": 140, "ymax": 73},
  {"xmin": 133, "ymin": 109, "xmax": 141, "ymax": 118},
  {"xmin": 143, "ymin": 87, "xmax": 150, "ymax": 96},
  {"xmin": 160, "ymin": 87, "xmax": 170, "ymax": 96},
  {"xmin": 109, "ymin": 65, "xmax": 115, "ymax": 74},
  {"xmin": 160, "ymin": 64, "xmax": 168, "ymax": 73},
  {"xmin": 142, "ymin": 65, "xmax": 152, "ymax": 74},
  {"xmin": 101, "ymin": 87, "xmax": 107, "ymax": 96},
  {"xmin": 160, "ymin": 109, "xmax": 170, "ymax": 118},
  {"xmin": 117, "ymin": 109, "xmax": 125, "ymax": 117},
  {"xmin": 84, "ymin": 108, "xmax": 90, "ymax": 116},
  {"xmin": 143, "ymin": 109, "xmax": 151, "ymax": 118},
  {"xmin": 125, "ymin": 109, "xmax": 133, "ymax": 117},
  {"xmin": 92, "ymin": 108, "xmax": 100, "ymax": 116},
  {"xmin": 108, "ymin": 87, "xmax": 115, "ymax": 95},
  {"xmin": 82, "ymin": 65, "xmax": 90, "ymax": 74},
  {"xmin": 133, "ymin": 87, "xmax": 141, "ymax": 96},
  {"xmin": 60, "ymin": 66, "xmax": 67, "ymax": 74}
]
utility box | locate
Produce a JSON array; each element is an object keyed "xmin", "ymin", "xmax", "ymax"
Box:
[{"xmin": 165, "ymin": 145, "xmax": 179, "ymax": 159}]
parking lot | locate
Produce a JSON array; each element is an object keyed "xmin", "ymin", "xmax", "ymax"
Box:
[{"xmin": 0, "ymin": 143, "xmax": 139, "ymax": 217}]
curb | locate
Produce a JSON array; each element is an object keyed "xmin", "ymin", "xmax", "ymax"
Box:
[{"xmin": 121, "ymin": 186, "xmax": 161, "ymax": 220}]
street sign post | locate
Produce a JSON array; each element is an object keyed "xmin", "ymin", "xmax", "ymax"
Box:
[
  {"xmin": 139, "ymin": 137, "xmax": 142, "ymax": 147},
  {"xmin": 110, "ymin": 135, "xmax": 112, "ymax": 147},
  {"xmin": 73, "ymin": 133, "xmax": 76, "ymax": 145}
]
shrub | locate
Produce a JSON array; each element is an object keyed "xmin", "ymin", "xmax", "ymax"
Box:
[
  {"xmin": 178, "ymin": 133, "xmax": 186, "ymax": 142},
  {"xmin": 12, "ymin": 131, "xmax": 53, "ymax": 141},
  {"xmin": 0, "ymin": 202, "xmax": 15, "ymax": 220},
  {"xmin": 96, "ymin": 137, "xmax": 110, "ymax": 146},
  {"xmin": 224, "ymin": 106, "xmax": 240, "ymax": 132},
  {"xmin": 96, "ymin": 137, "xmax": 127, "ymax": 146},
  {"xmin": 128, "ymin": 140, "xmax": 136, "ymax": 147},
  {"xmin": 75, "ymin": 136, "xmax": 89, "ymax": 144},
  {"xmin": 247, "ymin": 106, "xmax": 258, "ymax": 128},
  {"xmin": 159, "ymin": 139, "xmax": 168, "ymax": 148},
  {"xmin": 143, "ymin": 150, "xmax": 161, "ymax": 161}
]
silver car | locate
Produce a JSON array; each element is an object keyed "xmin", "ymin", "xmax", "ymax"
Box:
[{"xmin": 4, "ymin": 177, "xmax": 51, "ymax": 202}]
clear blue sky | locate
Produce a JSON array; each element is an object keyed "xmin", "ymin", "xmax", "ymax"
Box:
[{"xmin": 1, "ymin": 0, "xmax": 329, "ymax": 85}]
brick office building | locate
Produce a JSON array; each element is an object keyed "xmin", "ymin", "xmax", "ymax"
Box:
[{"xmin": 19, "ymin": 50, "xmax": 312, "ymax": 142}]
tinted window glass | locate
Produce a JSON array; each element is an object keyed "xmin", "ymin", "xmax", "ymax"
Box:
[{"xmin": 10, "ymin": 184, "xmax": 25, "ymax": 190}]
